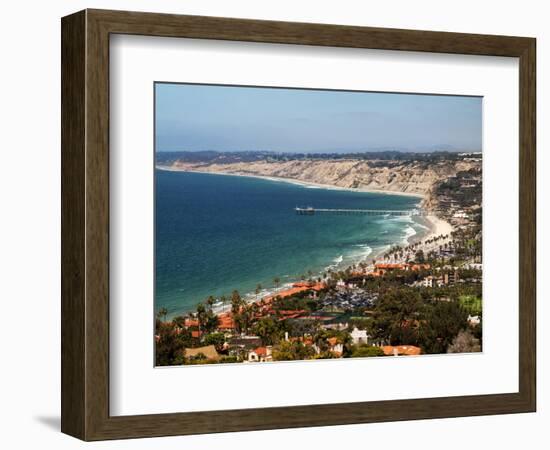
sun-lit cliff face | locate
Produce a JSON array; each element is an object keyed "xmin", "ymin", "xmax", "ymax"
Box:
[{"xmin": 167, "ymin": 158, "xmax": 481, "ymax": 200}]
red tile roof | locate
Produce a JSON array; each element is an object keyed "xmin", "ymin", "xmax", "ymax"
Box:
[
  {"xmin": 275, "ymin": 310, "xmax": 306, "ymax": 320},
  {"xmin": 375, "ymin": 263, "xmax": 408, "ymax": 270},
  {"xmin": 217, "ymin": 313, "xmax": 236, "ymax": 330},
  {"xmin": 382, "ymin": 345, "xmax": 421, "ymax": 356},
  {"xmin": 264, "ymin": 282, "xmax": 327, "ymax": 303},
  {"xmin": 410, "ymin": 264, "xmax": 431, "ymax": 271},
  {"xmin": 184, "ymin": 318, "xmax": 199, "ymax": 327}
]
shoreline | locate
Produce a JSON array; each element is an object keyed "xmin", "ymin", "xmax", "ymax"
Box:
[
  {"xmin": 422, "ymin": 214, "xmax": 454, "ymax": 242},
  {"xmin": 156, "ymin": 165, "xmax": 425, "ymax": 199},
  {"xmin": 156, "ymin": 165, "xmax": 454, "ymax": 316}
]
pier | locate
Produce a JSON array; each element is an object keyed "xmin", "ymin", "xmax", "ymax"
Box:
[{"xmin": 295, "ymin": 207, "xmax": 425, "ymax": 216}]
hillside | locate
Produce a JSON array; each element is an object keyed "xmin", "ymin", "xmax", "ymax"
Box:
[{"xmin": 160, "ymin": 157, "xmax": 481, "ymax": 203}]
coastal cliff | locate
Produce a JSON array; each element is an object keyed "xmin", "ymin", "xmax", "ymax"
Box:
[{"xmin": 164, "ymin": 158, "xmax": 481, "ymax": 207}]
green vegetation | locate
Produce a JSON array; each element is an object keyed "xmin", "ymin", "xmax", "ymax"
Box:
[
  {"xmin": 459, "ymin": 295, "xmax": 482, "ymax": 316},
  {"xmin": 251, "ymin": 317, "xmax": 283, "ymax": 345},
  {"xmin": 272, "ymin": 341, "xmax": 316, "ymax": 361},
  {"xmin": 155, "ymin": 320, "xmax": 194, "ymax": 366},
  {"xmin": 351, "ymin": 345, "xmax": 385, "ymax": 358},
  {"xmin": 417, "ymin": 302, "xmax": 469, "ymax": 354}
]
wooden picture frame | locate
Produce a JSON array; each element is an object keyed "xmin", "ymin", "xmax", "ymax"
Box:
[{"xmin": 61, "ymin": 9, "xmax": 536, "ymax": 441}]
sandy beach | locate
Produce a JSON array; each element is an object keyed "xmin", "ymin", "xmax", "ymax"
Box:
[
  {"xmin": 424, "ymin": 214, "xmax": 454, "ymax": 239},
  {"xmin": 389, "ymin": 214, "xmax": 455, "ymax": 265}
]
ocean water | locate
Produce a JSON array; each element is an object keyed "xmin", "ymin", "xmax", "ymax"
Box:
[{"xmin": 155, "ymin": 170, "xmax": 424, "ymax": 317}]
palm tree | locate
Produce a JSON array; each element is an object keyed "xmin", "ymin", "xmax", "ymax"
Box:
[
  {"xmin": 206, "ymin": 295, "xmax": 215, "ymax": 311},
  {"xmin": 196, "ymin": 303, "xmax": 207, "ymax": 332},
  {"xmin": 172, "ymin": 316, "xmax": 185, "ymax": 329},
  {"xmin": 255, "ymin": 283, "xmax": 262, "ymax": 300},
  {"xmin": 273, "ymin": 277, "xmax": 280, "ymax": 289},
  {"xmin": 231, "ymin": 290, "xmax": 243, "ymax": 315},
  {"xmin": 157, "ymin": 307, "xmax": 168, "ymax": 322}
]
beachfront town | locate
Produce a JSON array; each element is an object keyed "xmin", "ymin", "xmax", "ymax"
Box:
[{"xmin": 155, "ymin": 164, "xmax": 483, "ymax": 366}]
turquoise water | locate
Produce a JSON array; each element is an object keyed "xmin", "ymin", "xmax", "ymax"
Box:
[{"xmin": 155, "ymin": 170, "xmax": 424, "ymax": 317}]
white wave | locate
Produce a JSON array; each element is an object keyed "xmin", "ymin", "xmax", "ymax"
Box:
[
  {"xmin": 414, "ymin": 222, "xmax": 430, "ymax": 230},
  {"xmin": 352, "ymin": 245, "xmax": 373, "ymax": 261},
  {"xmin": 391, "ymin": 215, "xmax": 414, "ymax": 224},
  {"xmin": 324, "ymin": 254, "xmax": 344, "ymax": 272},
  {"xmin": 402, "ymin": 225, "xmax": 417, "ymax": 244}
]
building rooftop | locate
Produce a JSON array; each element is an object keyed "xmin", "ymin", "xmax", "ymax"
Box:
[
  {"xmin": 217, "ymin": 313, "xmax": 236, "ymax": 330},
  {"xmin": 184, "ymin": 345, "xmax": 220, "ymax": 361},
  {"xmin": 382, "ymin": 345, "xmax": 421, "ymax": 356}
]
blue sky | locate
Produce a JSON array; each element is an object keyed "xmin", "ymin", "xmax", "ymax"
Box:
[{"xmin": 155, "ymin": 83, "xmax": 482, "ymax": 153}]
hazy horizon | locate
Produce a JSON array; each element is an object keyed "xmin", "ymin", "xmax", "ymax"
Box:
[{"xmin": 155, "ymin": 83, "xmax": 482, "ymax": 153}]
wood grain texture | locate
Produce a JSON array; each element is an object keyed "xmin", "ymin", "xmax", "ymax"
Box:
[
  {"xmin": 518, "ymin": 39, "xmax": 536, "ymax": 410},
  {"xmin": 61, "ymin": 10, "xmax": 86, "ymax": 439},
  {"xmin": 61, "ymin": 9, "xmax": 537, "ymax": 441}
]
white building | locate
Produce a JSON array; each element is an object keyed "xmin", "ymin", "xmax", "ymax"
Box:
[
  {"xmin": 247, "ymin": 346, "xmax": 272, "ymax": 362},
  {"xmin": 453, "ymin": 211, "xmax": 468, "ymax": 219},
  {"xmin": 468, "ymin": 315, "xmax": 481, "ymax": 326},
  {"xmin": 422, "ymin": 275, "xmax": 444, "ymax": 288},
  {"xmin": 350, "ymin": 327, "xmax": 369, "ymax": 345}
]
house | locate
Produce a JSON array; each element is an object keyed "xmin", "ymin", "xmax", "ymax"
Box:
[
  {"xmin": 350, "ymin": 327, "xmax": 369, "ymax": 345},
  {"xmin": 327, "ymin": 337, "xmax": 344, "ymax": 356},
  {"xmin": 374, "ymin": 263, "xmax": 408, "ymax": 276},
  {"xmin": 336, "ymin": 279, "xmax": 358, "ymax": 289},
  {"xmin": 468, "ymin": 315, "xmax": 481, "ymax": 326},
  {"xmin": 410, "ymin": 263, "xmax": 431, "ymax": 272},
  {"xmin": 184, "ymin": 318, "xmax": 199, "ymax": 328},
  {"xmin": 289, "ymin": 335, "xmax": 314, "ymax": 347},
  {"xmin": 248, "ymin": 346, "xmax": 273, "ymax": 362},
  {"xmin": 292, "ymin": 281, "xmax": 326, "ymax": 292},
  {"xmin": 184, "ymin": 345, "xmax": 220, "ymax": 361},
  {"xmin": 422, "ymin": 275, "xmax": 435, "ymax": 288},
  {"xmin": 227, "ymin": 336, "xmax": 262, "ymax": 355},
  {"xmin": 453, "ymin": 211, "xmax": 468, "ymax": 219},
  {"xmin": 217, "ymin": 312, "xmax": 236, "ymax": 331},
  {"xmin": 382, "ymin": 345, "xmax": 421, "ymax": 356},
  {"xmin": 311, "ymin": 337, "xmax": 343, "ymax": 356},
  {"xmin": 421, "ymin": 275, "xmax": 444, "ymax": 288},
  {"xmin": 443, "ymin": 270, "xmax": 459, "ymax": 285},
  {"xmin": 263, "ymin": 282, "xmax": 327, "ymax": 303},
  {"xmin": 365, "ymin": 270, "xmax": 381, "ymax": 277}
]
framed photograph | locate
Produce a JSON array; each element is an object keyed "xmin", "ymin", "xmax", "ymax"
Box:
[{"xmin": 61, "ymin": 9, "xmax": 536, "ymax": 441}]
